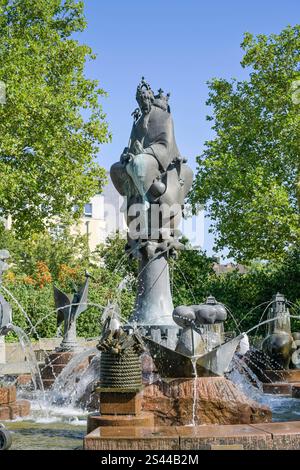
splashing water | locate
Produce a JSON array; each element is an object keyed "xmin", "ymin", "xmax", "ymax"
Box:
[
  {"xmin": 0, "ymin": 285, "xmax": 40, "ymax": 338},
  {"xmin": 8, "ymin": 325, "xmax": 44, "ymax": 394},
  {"xmin": 7, "ymin": 324, "xmax": 48, "ymax": 417},
  {"xmin": 228, "ymin": 352, "xmax": 300, "ymax": 422},
  {"xmin": 50, "ymin": 347, "xmax": 98, "ymax": 407},
  {"xmin": 229, "ymin": 354, "xmax": 264, "ymax": 392}
]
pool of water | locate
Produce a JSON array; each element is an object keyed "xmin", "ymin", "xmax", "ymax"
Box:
[
  {"xmin": 4, "ymin": 398, "xmax": 300, "ymax": 450},
  {"xmin": 2, "ymin": 402, "xmax": 88, "ymax": 450},
  {"xmin": 4, "ymin": 395, "xmax": 300, "ymax": 450},
  {"xmin": 228, "ymin": 366, "xmax": 300, "ymax": 422},
  {"xmin": 4, "ymin": 420, "xmax": 86, "ymax": 450},
  {"xmin": 263, "ymin": 396, "xmax": 300, "ymax": 422}
]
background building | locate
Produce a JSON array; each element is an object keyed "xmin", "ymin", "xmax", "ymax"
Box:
[{"xmin": 70, "ymin": 175, "xmax": 127, "ymax": 251}]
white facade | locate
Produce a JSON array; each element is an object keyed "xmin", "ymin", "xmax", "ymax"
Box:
[{"xmin": 71, "ymin": 177, "xmax": 127, "ymax": 252}]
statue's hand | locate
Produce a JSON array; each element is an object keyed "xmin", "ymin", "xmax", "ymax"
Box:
[
  {"xmin": 120, "ymin": 147, "xmax": 130, "ymax": 164},
  {"xmin": 132, "ymin": 140, "xmax": 144, "ymax": 155},
  {"xmin": 120, "ymin": 151, "xmax": 134, "ymax": 165}
]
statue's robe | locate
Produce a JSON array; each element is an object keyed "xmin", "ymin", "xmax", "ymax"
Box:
[
  {"xmin": 129, "ymin": 104, "xmax": 181, "ymax": 171},
  {"xmin": 110, "ymin": 102, "xmax": 193, "ymax": 238}
]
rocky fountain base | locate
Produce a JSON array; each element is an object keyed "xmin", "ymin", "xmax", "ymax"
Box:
[
  {"xmin": 85, "ymin": 347, "xmax": 272, "ymax": 451},
  {"xmin": 142, "ymin": 376, "xmax": 271, "ymax": 426},
  {"xmin": 0, "ymin": 385, "xmax": 30, "ymax": 420},
  {"xmin": 83, "ymin": 369, "xmax": 300, "ymax": 451}
]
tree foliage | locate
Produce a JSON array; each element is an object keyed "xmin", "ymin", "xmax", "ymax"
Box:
[
  {"xmin": 0, "ymin": 0, "xmax": 110, "ymax": 235},
  {"xmin": 0, "ymin": 229, "xmax": 135, "ymax": 340},
  {"xmin": 191, "ymin": 25, "xmax": 300, "ymax": 261}
]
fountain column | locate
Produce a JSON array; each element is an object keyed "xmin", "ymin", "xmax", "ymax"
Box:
[{"xmin": 130, "ymin": 250, "xmax": 174, "ymax": 326}]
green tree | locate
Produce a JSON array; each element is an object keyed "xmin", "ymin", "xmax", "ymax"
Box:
[
  {"xmin": 191, "ymin": 25, "xmax": 300, "ymax": 262},
  {"xmin": 95, "ymin": 231, "xmax": 138, "ymax": 278},
  {"xmin": 0, "ymin": 223, "xmax": 89, "ymax": 278},
  {"xmin": 0, "ymin": 229, "xmax": 136, "ymax": 340},
  {"xmin": 170, "ymin": 238, "xmax": 214, "ymax": 307},
  {"xmin": 0, "ymin": 0, "xmax": 110, "ymax": 235}
]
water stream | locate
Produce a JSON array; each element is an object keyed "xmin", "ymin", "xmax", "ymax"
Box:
[{"xmin": 191, "ymin": 358, "xmax": 198, "ymax": 426}]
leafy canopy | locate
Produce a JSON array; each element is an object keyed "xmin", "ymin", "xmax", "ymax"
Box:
[
  {"xmin": 190, "ymin": 25, "xmax": 300, "ymax": 262},
  {"xmin": 0, "ymin": 0, "xmax": 110, "ymax": 235}
]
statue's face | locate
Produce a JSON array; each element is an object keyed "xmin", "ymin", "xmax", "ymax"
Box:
[{"xmin": 137, "ymin": 89, "xmax": 153, "ymax": 114}]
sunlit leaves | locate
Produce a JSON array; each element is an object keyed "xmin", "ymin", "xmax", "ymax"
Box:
[
  {"xmin": 0, "ymin": 0, "xmax": 111, "ymax": 236},
  {"xmin": 190, "ymin": 25, "xmax": 300, "ymax": 261}
]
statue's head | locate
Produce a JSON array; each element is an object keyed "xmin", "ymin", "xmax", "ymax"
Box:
[
  {"xmin": 136, "ymin": 78, "xmax": 171, "ymax": 115},
  {"xmin": 136, "ymin": 77, "xmax": 154, "ymax": 114}
]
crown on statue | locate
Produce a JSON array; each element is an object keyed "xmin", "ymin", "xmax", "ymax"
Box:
[
  {"xmin": 136, "ymin": 77, "xmax": 154, "ymax": 100},
  {"xmin": 154, "ymin": 87, "xmax": 170, "ymax": 112},
  {"xmin": 136, "ymin": 77, "xmax": 170, "ymax": 112}
]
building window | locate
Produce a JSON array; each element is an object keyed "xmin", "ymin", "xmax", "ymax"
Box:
[{"xmin": 84, "ymin": 203, "xmax": 93, "ymax": 217}]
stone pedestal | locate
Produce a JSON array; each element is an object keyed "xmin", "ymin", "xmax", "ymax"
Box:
[
  {"xmin": 87, "ymin": 389, "xmax": 154, "ymax": 433},
  {"xmin": 142, "ymin": 377, "xmax": 272, "ymax": 426},
  {"xmin": 41, "ymin": 351, "xmax": 88, "ymax": 389},
  {"xmin": 99, "ymin": 391, "xmax": 142, "ymax": 415},
  {"xmin": 87, "ymin": 412, "xmax": 154, "ymax": 434},
  {"xmin": 0, "ymin": 385, "xmax": 30, "ymax": 420}
]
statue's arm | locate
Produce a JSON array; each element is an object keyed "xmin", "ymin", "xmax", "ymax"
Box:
[{"xmin": 120, "ymin": 126, "xmax": 136, "ymax": 163}]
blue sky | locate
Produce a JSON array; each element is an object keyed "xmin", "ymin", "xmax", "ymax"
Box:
[{"xmin": 80, "ymin": 0, "xmax": 300, "ymax": 256}]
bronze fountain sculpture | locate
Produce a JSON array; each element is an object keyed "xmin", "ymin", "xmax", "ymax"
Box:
[
  {"xmin": 111, "ymin": 77, "xmax": 193, "ymax": 331},
  {"xmin": 262, "ymin": 293, "xmax": 300, "ymax": 370},
  {"xmin": 110, "ymin": 78, "xmax": 245, "ymax": 378},
  {"xmin": 53, "ymin": 272, "xmax": 91, "ymax": 352}
]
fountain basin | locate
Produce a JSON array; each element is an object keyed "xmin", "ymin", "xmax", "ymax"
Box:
[{"xmin": 84, "ymin": 421, "xmax": 300, "ymax": 450}]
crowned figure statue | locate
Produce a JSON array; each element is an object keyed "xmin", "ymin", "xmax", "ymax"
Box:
[{"xmin": 110, "ymin": 78, "xmax": 193, "ymax": 332}]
